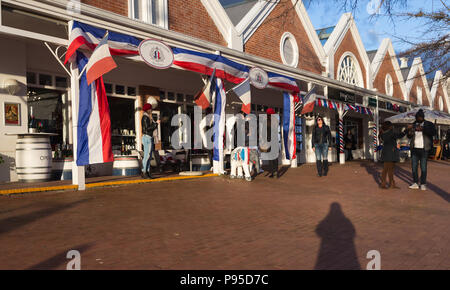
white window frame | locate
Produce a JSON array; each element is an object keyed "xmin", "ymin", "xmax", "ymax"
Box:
[
  {"xmin": 385, "ymin": 74, "xmax": 393, "ymax": 96},
  {"xmin": 128, "ymin": 0, "xmax": 168, "ymax": 29},
  {"xmin": 337, "ymin": 52, "xmax": 364, "ymax": 87},
  {"xmin": 439, "ymin": 96, "xmax": 444, "ymax": 111},
  {"xmin": 417, "ymin": 86, "xmax": 423, "ymax": 105},
  {"xmin": 280, "ymin": 32, "xmax": 299, "ymax": 68}
]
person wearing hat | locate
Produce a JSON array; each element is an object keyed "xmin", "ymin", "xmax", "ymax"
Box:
[
  {"xmin": 141, "ymin": 103, "xmax": 160, "ymax": 179},
  {"xmin": 312, "ymin": 115, "xmax": 332, "ymax": 177},
  {"xmin": 379, "ymin": 121, "xmax": 406, "ymax": 189},
  {"xmin": 406, "ymin": 109, "xmax": 436, "ymax": 190}
]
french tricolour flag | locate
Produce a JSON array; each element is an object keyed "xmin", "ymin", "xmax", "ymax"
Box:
[
  {"xmin": 300, "ymin": 86, "xmax": 317, "ymax": 115},
  {"xmin": 213, "ymin": 78, "xmax": 226, "ymax": 174},
  {"xmin": 231, "ymin": 78, "xmax": 251, "ymax": 114},
  {"xmin": 86, "ymin": 32, "xmax": 117, "ymax": 85},
  {"xmin": 194, "ymin": 69, "xmax": 216, "ymax": 109},
  {"xmin": 76, "ymin": 52, "xmax": 113, "ymax": 166},
  {"xmin": 283, "ymin": 92, "xmax": 296, "ymax": 160}
]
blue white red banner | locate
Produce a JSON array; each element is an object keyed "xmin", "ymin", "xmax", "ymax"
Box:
[
  {"xmin": 283, "ymin": 92, "xmax": 296, "ymax": 160},
  {"xmin": 76, "ymin": 52, "xmax": 113, "ymax": 166},
  {"xmin": 65, "ymin": 21, "xmax": 141, "ymax": 64},
  {"xmin": 268, "ymin": 72, "xmax": 300, "ymax": 93},
  {"xmin": 172, "ymin": 47, "xmax": 249, "ymax": 84}
]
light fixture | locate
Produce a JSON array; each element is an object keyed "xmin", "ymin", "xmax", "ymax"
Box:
[{"xmin": 3, "ymin": 79, "xmax": 21, "ymax": 95}]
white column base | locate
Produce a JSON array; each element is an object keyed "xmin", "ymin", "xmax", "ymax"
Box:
[{"xmin": 339, "ymin": 153, "xmax": 345, "ymax": 165}]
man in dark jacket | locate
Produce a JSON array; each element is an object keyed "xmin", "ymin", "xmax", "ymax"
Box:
[
  {"xmin": 407, "ymin": 109, "xmax": 436, "ymax": 190},
  {"xmin": 312, "ymin": 115, "xmax": 332, "ymax": 177},
  {"xmin": 141, "ymin": 103, "xmax": 160, "ymax": 179}
]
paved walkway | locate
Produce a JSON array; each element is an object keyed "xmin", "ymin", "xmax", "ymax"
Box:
[{"xmin": 0, "ymin": 160, "xmax": 448, "ymax": 270}]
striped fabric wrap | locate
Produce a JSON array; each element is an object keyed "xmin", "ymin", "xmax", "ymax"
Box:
[
  {"xmin": 373, "ymin": 125, "xmax": 378, "ymax": 153},
  {"xmin": 339, "ymin": 119, "xmax": 344, "ymax": 154}
]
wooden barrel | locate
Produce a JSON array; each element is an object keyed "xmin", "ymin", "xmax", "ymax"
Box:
[
  {"xmin": 113, "ymin": 156, "xmax": 140, "ymax": 176},
  {"xmin": 191, "ymin": 154, "xmax": 211, "ymax": 171},
  {"xmin": 15, "ymin": 135, "xmax": 52, "ymax": 182},
  {"xmin": 51, "ymin": 158, "xmax": 73, "ymax": 180}
]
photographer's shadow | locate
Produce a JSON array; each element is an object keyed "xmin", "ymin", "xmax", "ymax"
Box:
[{"xmin": 314, "ymin": 202, "xmax": 361, "ymax": 270}]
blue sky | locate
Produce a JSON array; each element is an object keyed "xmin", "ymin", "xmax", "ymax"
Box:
[{"xmin": 304, "ymin": 0, "xmax": 447, "ymax": 53}]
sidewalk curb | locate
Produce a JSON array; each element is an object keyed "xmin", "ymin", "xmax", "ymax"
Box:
[{"xmin": 0, "ymin": 174, "xmax": 218, "ymax": 196}]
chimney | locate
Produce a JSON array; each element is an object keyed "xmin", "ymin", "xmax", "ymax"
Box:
[{"xmin": 400, "ymin": 57, "xmax": 408, "ymax": 68}]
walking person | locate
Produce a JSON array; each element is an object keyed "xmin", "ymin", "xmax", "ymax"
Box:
[
  {"xmin": 141, "ymin": 103, "xmax": 160, "ymax": 179},
  {"xmin": 379, "ymin": 121, "xmax": 406, "ymax": 189},
  {"xmin": 407, "ymin": 109, "xmax": 436, "ymax": 190},
  {"xmin": 344, "ymin": 130, "xmax": 356, "ymax": 161},
  {"xmin": 312, "ymin": 115, "xmax": 331, "ymax": 177}
]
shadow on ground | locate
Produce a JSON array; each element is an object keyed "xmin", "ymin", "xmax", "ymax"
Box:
[{"xmin": 314, "ymin": 202, "xmax": 361, "ymax": 270}]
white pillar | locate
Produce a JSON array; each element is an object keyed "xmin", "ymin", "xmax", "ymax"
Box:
[{"xmin": 69, "ymin": 21, "xmax": 85, "ymax": 190}]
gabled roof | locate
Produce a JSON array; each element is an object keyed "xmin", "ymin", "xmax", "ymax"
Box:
[
  {"xmin": 366, "ymin": 50, "xmax": 377, "ymax": 63},
  {"xmin": 370, "ymin": 38, "xmax": 407, "ymax": 100},
  {"xmin": 221, "ymin": 0, "xmax": 258, "ymax": 25},
  {"xmin": 401, "ymin": 67, "xmax": 410, "ymax": 81},
  {"xmin": 430, "ymin": 70, "xmax": 450, "ymax": 112},
  {"xmin": 200, "ymin": 0, "xmax": 243, "ymax": 50},
  {"xmin": 322, "ymin": 13, "xmax": 372, "ymax": 88},
  {"xmin": 236, "ymin": 0, "xmax": 326, "ymax": 65},
  {"xmin": 316, "ymin": 26, "xmax": 335, "ymax": 46},
  {"xmin": 405, "ymin": 57, "xmax": 432, "ymax": 106}
]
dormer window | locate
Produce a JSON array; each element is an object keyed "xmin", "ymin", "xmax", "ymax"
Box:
[{"xmin": 129, "ymin": 0, "xmax": 168, "ymax": 29}]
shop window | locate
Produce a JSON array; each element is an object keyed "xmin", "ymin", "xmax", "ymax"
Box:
[
  {"xmin": 115, "ymin": 85, "xmax": 125, "ymax": 95},
  {"xmin": 127, "ymin": 86, "xmax": 137, "ymax": 96},
  {"xmin": 176, "ymin": 93, "xmax": 184, "ymax": 103},
  {"xmin": 39, "ymin": 74, "xmax": 52, "ymax": 86},
  {"xmin": 280, "ymin": 32, "xmax": 299, "ymax": 67},
  {"xmin": 186, "ymin": 94, "xmax": 194, "ymax": 104},
  {"xmin": 108, "ymin": 97, "xmax": 136, "ymax": 155},
  {"xmin": 104, "ymin": 83, "xmax": 113, "ymax": 94},
  {"xmin": 160, "ymin": 102, "xmax": 180, "ymax": 149},
  {"xmin": 167, "ymin": 92, "xmax": 175, "ymax": 101},
  {"xmin": 129, "ymin": 0, "xmax": 168, "ymax": 29},
  {"xmin": 27, "ymin": 88, "xmax": 64, "ymax": 147},
  {"xmin": 55, "ymin": 76, "xmax": 68, "ymax": 88},
  {"xmin": 160, "ymin": 90, "xmax": 166, "ymax": 101},
  {"xmin": 27, "ymin": 72, "xmax": 37, "ymax": 85}
]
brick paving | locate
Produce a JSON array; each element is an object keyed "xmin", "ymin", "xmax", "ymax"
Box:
[{"xmin": 0, "ymin": 160, "xmax": 448, "ymax": 270}]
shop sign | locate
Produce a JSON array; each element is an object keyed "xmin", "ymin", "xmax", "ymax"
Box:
[
  {"xmin": 249, "ymin": 67, "xmax": 269, "ymax": 89},
  {"xmin": 330, "ymin": 91, "xmax": 355, "ymax": 104},
  {"xmin": 139, "ymin": 39, "xmax": 174, "ymax": 69},
  {"xmin": 368, "ymin": 97, "xmax": 377, "ymax": 107}
]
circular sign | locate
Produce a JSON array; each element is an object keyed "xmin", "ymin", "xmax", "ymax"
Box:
[
  {"xmin": 249, "ymin": 67, "xmax": 269, "ymax": 89},
  {"xmin": 139, "ymin": 39, "xmax": 174, "ymax": 69}
]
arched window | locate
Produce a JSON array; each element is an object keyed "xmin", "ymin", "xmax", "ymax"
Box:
[
  {"xmin": 337, "ymin": 53, "xmax": 363, "ymax": 87},
  {"xmin": 385, "ymin": 74, "xmax": 393, "ymax": 96},
  {"xmin": 280, "ymin": 32, "xmax": 299, "ymax": 67},
  {"xmin": 439, "ymin": 97, "xmax": 444, "ymax": 111},
  {"xmin": 417, "ymin": 86, "xmax": 422, "ymax": 105}
]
